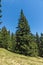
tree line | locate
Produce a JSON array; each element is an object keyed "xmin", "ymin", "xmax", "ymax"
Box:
[{"xmin": 0, "ymin": 10, "xmax": 43, "ymax": 57}]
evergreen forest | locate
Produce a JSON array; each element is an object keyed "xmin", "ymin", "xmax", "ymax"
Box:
[{"xmin": 0, "ymin": 9, "xmax": 43, "ymax": 57}]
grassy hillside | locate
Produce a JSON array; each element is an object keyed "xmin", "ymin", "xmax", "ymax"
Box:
[{"xmin": 0, "ymin": 48, "xmax": 43, "ymax": 65}]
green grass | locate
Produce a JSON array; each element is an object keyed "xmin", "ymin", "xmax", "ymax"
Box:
[{"xmin": 0, "ymin": 48, "xmax": 43, "ymax": 65}]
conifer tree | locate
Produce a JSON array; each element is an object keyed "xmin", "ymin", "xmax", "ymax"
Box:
[
  {"xmin": 15, "ymin": 9, "xmax": 30, "ymax": 55},
  {"xmin": 7, "ymin": 31, "xmax": 12, "ymax": 51},
  {"xmin": 15, "ymin": 10, "xmax": 38, "ymax": 56},
  {"xmin": 11, "ymin": 33, "xmax": 16, "ymax": 52},
  {"xmin": 35, "ymin": 32, "xmax": 40, "ymax": 56},
  {"xmin": 28, "ymin": 33, "xmax": 38, "ymax": 56},
  {"xmin": 40, "ymin": 33, "xmax": 43, "ymax": 57},
  {"xmin": 0, "ymin": 30, "xmax": 2, "ymax": 47},
  {"xmin": 1, "ymin": 26, "xmax": 8, "ymax": 49}
]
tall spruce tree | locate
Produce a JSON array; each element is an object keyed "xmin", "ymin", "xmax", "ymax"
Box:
[
  {"xmin": 15, "ymin": 9, "xmax": 30, "ymax": 55},
  {"xmin": 15, "ymin": 10, "xmax": 38, "ymax": 56}
]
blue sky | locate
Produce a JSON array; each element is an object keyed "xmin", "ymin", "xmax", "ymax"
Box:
[{"xmin": 1, "ymin": 0, "xmax": 43, "ymax": 34}]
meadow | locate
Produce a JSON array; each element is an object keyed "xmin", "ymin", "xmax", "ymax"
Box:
[{"xmin": 0, "ymin": 48, "xmax": 43, "ymax": 65}]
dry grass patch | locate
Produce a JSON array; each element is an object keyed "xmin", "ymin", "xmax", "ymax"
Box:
[{"xmin": 0, "ymin": 48, "xmax": 43, "ymax": 65}]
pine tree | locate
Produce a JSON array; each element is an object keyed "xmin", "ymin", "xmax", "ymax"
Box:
[
  {"xmin": 15, "ymin": 9, "xmax": 30, "ymax": 55},
  {"xmin": 35, "ymin": 32, "xmax": 40, "ymax": 56},
  {"xmin": 11, "ymin": 33, "xmax": 16, "ymax": 52},
  {"xmin": 0, "ymin": 30, "xmax": 3, "ymax": 47},
  {"xmin": 15, "ymin": 10, "xmax": 38, "ymax": 56},
  {"xmin": 27, "ymin": 33, "xmax": 38, "ymax": 56},
  {"xmin": 7, "ymin": 31, "xmax": 12, "ymax": 51},
  {"xmin": 1, "ymin": 26, "xmax": 8, "ymax": 49},
  {"xmin": 40, "ymin": 33, "xmax": 43, "ymax": 57}
]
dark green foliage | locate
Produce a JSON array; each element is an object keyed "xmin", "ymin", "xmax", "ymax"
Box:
[
  {"xmin": 6, "ymin": 31, "xmax": 12, "ymax": 51},
  {"xmin": 11, "ymin": 33, "xmax": 16, "ymax": 52},
  {"xmin": 15, "ymin": 10, "xmax": 38, "ymax": 56},
  {"xmin": 28, "ymin": 34, "xmax": 38, "ymax": 56},
  {"xmin": 35, "ymin": 32, "xmax": 40, "ymax": 56},
  {"xmin": 0, "ymin": 30, "xmax": 3, "ymax": 47},
  {"xmin": 15, "ymin": 10, "xmax": 30, "ymax": 54},
  {"xmin": 40, "ymin": 33, "xmax": 43, "ymax": 57},
  {"xmin": 1, "ymin": 26, "xmax": 8, "ymax": 49}
]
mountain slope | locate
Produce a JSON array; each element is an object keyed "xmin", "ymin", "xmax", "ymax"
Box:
[{"xmin": 0, "ymin": 48, "xmax": 43, "ymax": 65}]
